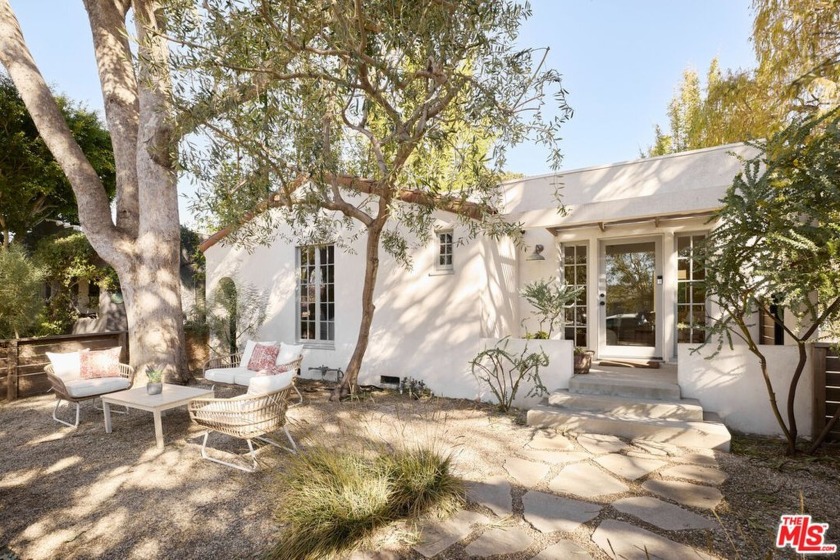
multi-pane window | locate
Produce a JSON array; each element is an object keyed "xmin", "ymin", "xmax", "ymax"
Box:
[
  {"xmin": 676, "ymin": 234, "xmax": 706, "ymax": 343},
  {"xmin": 437, "ymin": 231, "xmax": 453, "ymax": 271},
  {"xmin": 298, "ymin": 245, "xmax": 335, "ymax": 343},
  {"xmin": 562, "ymin": 244, "xmax": 588, "ymax": 347}
]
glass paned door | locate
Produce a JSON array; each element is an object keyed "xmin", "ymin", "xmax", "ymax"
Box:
[{"xmin": 603, "ymin": 241, "xmax": 656, "ymax": 351}]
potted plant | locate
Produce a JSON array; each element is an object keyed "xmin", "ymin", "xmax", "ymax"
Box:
[
  {"xmin": 573, "ymin": 347, "xmax": 595, "ymax": 375},
  {"xmin": 146, "ymin": 364, "xmax": 164, "ymax": 395},
  {"xmin": 520, "ymin": 279, "xmax": 583, "ymax": 338}
]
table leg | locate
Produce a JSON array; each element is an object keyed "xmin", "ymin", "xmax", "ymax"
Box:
[
  {"xmin": 103, "ymin": 401, "xmax": 112, "ymax": 433},
  {"xmin": 153, "ymin": 410, "xmax": 164, "ymax": 450}
]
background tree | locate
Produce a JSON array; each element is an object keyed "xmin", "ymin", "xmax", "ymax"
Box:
[
  {"xmin": 0, "ymin": 72, "xmax": 116, "ymax": 247},
  {"xmin": 0, "ymin": 1, "xmax": 189, "ymax": 382},
  {"xmin": 0, "ymin": 245, "xmax": 43, "ymax": 338},
  {"xmin": 170, "ymin": 0, "xmax": 571, "ymax": 398},
  {"xmin": 704, "ymin": 107, "xmax": 840, "ymax": 455}
]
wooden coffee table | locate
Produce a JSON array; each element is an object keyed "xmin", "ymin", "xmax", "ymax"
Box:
[{"xmin": 101, "ymin": 384, "xmax": 214, "ymax": 450}]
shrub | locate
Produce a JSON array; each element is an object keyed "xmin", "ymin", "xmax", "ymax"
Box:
[
  {"xmin": 268, "ymin": 445, "xmax": 462, "ymax": 560},
  {"xmin": 0, "ymin": 246, "xmax": 44, "ymax": 339},
  {"xmin": 470, "ymin": 336, "xmax": 549, "ymax": 412}
]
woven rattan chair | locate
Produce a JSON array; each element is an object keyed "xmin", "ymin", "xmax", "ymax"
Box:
[
  {"xmin": 45, "ymin": 363, "xmax": 135, "ymax": 428},
  {"xmin": 188, "ymin": 387, "xmax": 297, "ymax": 472}
]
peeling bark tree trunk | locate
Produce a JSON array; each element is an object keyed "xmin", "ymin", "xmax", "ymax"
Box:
[{"xmin": 0, "ymin": 0, "xmax": 188, "ymax": 382}]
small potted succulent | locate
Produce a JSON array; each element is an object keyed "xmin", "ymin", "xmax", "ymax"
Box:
[
  {"xmin": 146, "ymin": 364, "xmax": 164, "ymax": 395},
  {"xmin": 573, "ymin": 347, "xmax": 595, "ymax": 375}
]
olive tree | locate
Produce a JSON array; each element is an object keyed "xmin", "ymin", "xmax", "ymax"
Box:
[{"xmin": 168, "ymin": 0, "xmax": 571, "ymax": 398}]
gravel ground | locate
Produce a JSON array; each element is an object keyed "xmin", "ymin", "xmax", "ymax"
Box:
[{"xmin": 1, "ymin": 379, "xmax": 838, "ymax": 559}]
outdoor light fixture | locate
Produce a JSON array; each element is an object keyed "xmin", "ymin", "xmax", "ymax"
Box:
[{"xmin": 526, "ymin": 244, "xmax": 546, "ymax": 261}]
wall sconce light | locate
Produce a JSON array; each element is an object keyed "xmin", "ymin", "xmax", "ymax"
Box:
[{"xmin": 526, "ymin": 244, "xmax": 546, "ymax": 261}]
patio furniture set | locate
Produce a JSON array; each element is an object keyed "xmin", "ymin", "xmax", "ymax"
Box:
[{"xmin": 44, "ymin": 340, "xmax": 309, "ymax": 471}]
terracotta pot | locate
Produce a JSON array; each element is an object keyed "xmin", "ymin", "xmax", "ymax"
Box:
[{"xmin": 573, "ymin": 351, "xmax": 594, "ymax": 375}]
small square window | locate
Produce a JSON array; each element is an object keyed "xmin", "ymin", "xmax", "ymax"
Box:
[{"xmin": 437, "ymin": 231, "xmax": 454, "ymax": 271}]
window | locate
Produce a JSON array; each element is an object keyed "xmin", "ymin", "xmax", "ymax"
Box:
[
  {"xmin": 561, "ymin": 244, "xmax": 588, "ymax": 347},
  {"xmin": 759, "ymin": 300, "xmax": 785, "ymax": 345},
  {"xmin": 437, "ymin": 230, "xmax": 454, "ymax": 271},
  {"xmin": 297, "ymin": 245, "xmax": 335, "ymax": 343},
  {"xmin": 676, "ymin": 234, "xmax": 706, "ymax": 343}
]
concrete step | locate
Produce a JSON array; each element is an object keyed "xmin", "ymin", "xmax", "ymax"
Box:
[
  {"xmin": 526, "ymin": 405, "xmax": 731, "ymax": 451},
  {"xmin": 547, "ymin": 390, "xmax": 704, "ymax": 421},
  {"xmin": 569, "ymin": 374, "xmax": 681, "ymax": 400}
]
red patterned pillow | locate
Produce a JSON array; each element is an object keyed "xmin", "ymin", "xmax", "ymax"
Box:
[
  {"xmin": 80, "ymin": 347, "xmax": 121, "ymax": 379},
  {"xmin": 257, "ymin": 361, "xmax": 294, "ymax": 377},
  {"xmin": 247, "ymin": 343, "xmax": 280, "ymax": 372}
]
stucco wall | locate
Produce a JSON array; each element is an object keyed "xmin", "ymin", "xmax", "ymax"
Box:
[
  {"xmin": 204, "ymin": 209, "xmax": 522, "ymax": 401},
  {"xmin": 477, "ymin": 337, "xmax": 574, "ymax": 409},
  {"xmin": 678, "ymin": 343, "xmax": 814, "ymax": 438}
]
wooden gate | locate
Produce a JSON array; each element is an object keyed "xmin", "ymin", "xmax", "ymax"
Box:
[
  {"xmin": 812, "ymin": 343, "xmax": 840, "ymax": 443},
  {"xmin": 1, "ymin": 332, "xmax": 128, "ymax": 401}
]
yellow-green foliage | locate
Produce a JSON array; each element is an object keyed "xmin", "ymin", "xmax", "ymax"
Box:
[
  {"xmin": 0, "ymin": 246, "xmax": 44, "ymax": 339},
  {"xmin": 268, "ymin": 446, "xmax": 462, "ymax": 560}
]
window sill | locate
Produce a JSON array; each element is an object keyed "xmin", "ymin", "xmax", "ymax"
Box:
[
  {"xmin": 298, "ymin": 341, "xmax": 336, "ymax": 351},
  {"xmin": 429, "ymin": 269, "xmax": 455, "ymax": 276}
]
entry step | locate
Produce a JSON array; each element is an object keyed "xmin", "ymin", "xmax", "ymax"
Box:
[
  {"xmin": 569, "ymin": 374, "xmax": 681, "ymax": 400},
  {"xmin": 548, "ymin": 390, "xmax": 703, "ymax": 421}
]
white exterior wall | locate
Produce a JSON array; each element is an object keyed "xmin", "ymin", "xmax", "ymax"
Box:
[
  {"xmin": 204, "ymin": 209, "xmax": 521, "ymax": 401},
  {"xmin": 678, "ymin": 343, "xmax": 813, "ymax": 437}
]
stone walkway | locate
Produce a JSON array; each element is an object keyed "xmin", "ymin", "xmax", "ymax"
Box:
[{"xmin": 410, "ymin": 431, "xmax": 726, "ymax": 559}]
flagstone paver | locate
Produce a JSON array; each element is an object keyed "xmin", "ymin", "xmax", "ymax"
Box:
[
  {"xmin": 671, "ymin": 453, "xmax": 720, "ymax": 467},
  {"xmin": 642, "ymin": 479, "xmax": 724, "ymax": 510},
  {"xmin": 576, "ymin": 433, "xmax": 630, "ymax": 455},
  {"xmin": 522, "ymin": 490, "xmax": 602, "ymax": 533},
  {"xmin": 527, "ymin": 430, "xmax": 575, "ymax": 451},
  {"xmin": 549, "ymin": 462, "xmax": 629, "ymax": 498},
  {"xmin": 348, "ymin": 551, "xmax": 402, "ymax": 560},
  {"xmin": 518, "ymin": 449, "xmax": 590, "ymax": 464},
  {"xmin": 468, "ymin": 475, "xmax": 513, "ymax": 517},
  {"xmin": 413, "ymin": 510, "xmax": 489, "ymax": 558},
  {"xmin": 592, "ymin": 520, "xmax": 721, "ymax": 560},
  {"xmin": 504, "ymin": 457, "xmax": 552, "ymax": 487},
  {"xmin": 631, "ymin": 439, "xmax": 680, "ymax": 456},
  {"xmin": 594, "ymin": 454, "xmax": 665, "ymax": 480},
  {"xmin": 661, "ymin": 464, "xmax": 727, "ymax": 485},
  {"xmin": 463, "ymin": 526, "xmax": 534, "ymax": 557},
  {"xmin": 531, "ymin": 540, "xmax": 593, "ymax": 559},
  {"xmin": 612, "ymin": 496, "xmax": 718, "ymax": 531}
]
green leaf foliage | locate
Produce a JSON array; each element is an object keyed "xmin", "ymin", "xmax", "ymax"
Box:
[{"xmin": 0, "ymin": 246, "xmax": 44, "ymax": 339}]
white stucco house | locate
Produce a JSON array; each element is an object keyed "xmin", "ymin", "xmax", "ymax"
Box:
[{"xmin": 201, "ymin": 142, "xmax": 817, "ymax": 440}]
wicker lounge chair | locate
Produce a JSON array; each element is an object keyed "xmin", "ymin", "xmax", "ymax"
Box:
[
  {"xmin": 188, "ymin": 387, "xmax": 297, "ymax": 472},
  {"xmin": 45, "ymin": 362, "xmax": 135, "ymax": 428}
]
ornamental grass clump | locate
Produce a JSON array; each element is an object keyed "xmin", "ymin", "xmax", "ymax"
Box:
[{"xmin": 268, "ymin": 445, "xmax": 462, "ymax": 560}]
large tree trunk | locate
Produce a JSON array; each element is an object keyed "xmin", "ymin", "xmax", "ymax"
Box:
[
  {"xmin": 331, "ymin": 217, "xmax": 386, "ymax": 401},
  {"xmin": 0, "ymin": 0, "xmax": 188, "ymax": 383}
]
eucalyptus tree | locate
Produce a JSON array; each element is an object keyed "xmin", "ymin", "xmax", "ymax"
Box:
[
  {"xmin": 0, "ymin": 1, "xmax": 189, "ymax": 382},
  {"xmin": 704, "ymin": 107, "xmax": 840, "ymax": 454},
  {"xmin": 170, "ymin": 0, "xmax": 571, "ymax": 398}
]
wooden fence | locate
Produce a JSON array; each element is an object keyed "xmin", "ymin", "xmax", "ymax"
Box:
[
  {"xmin": 812, "ymin": 343, "xmax": 840, "ymax": 443},
  {"xmin": 1, "ymin": 332, "xmax": 128, "ymax": 401}
]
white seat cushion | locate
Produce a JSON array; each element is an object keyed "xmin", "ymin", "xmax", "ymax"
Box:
[
  {"xmin": 65, "ymin": 377, "xmax": 131, "ymax": 398},
  {"xmin": 233, "ymin": 370, "xmax": 260, "ymax": 386},
  {"xmin": 204, "ymin": 367, "xmax": 249, "ymax": 385},
  {"xmin": 247, "ymin": 371, "xmax": 294, "ymax": 395}
]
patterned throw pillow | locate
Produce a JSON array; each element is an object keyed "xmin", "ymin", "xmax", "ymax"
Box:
[
  {"xmin": 247, "ymin": 343, "xmax": 280, "ymax": 372},
  {"xmin": 80, "ymin": 347, "xmax": 121, "ymax": 379}
]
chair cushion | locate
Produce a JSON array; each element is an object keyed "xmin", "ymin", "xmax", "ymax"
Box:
[
  {"xmin": 276, "ymin": 342, "xmax": 304, "ymax": 366},
  {"xmin": 233, "ymin": 370, "xmax": 259, "ymax": 386},
  {"xmin": 204, "ymin": 367, "xmax": 249, "ymax": 385},
  {"xmin": 46, "ymin": 349, "xmax": 89, "ymax": 381},
  {"xmin": 80, "ymin": 347, "xmax": 122, "ymax": 379},
  {"xmin": 241, "ymin": 340, "xmax": 277, "ymax": 368},
  {"xmin": 65, "ymin": 376, "xmax": 131, "ymax": 398},
  {"xmin": 247, "ymin": 371, "xmax": 294, "ymax": 395},
  {"xmin": 247, "ymin": 343, "xmax": 279, "ymax": 372}
]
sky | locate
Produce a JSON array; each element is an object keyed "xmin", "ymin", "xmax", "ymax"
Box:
[{"xmin": 9, "ymin": 0, "xmax": 758, "ymax": 224}]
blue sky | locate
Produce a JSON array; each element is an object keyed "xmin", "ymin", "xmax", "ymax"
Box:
[{"xmin": 10, "ymin": 0, "xmax": 757, "ymax": 222}]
